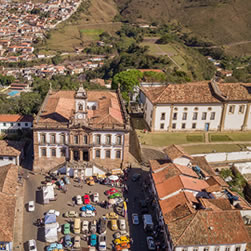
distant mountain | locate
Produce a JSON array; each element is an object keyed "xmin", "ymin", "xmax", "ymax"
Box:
[{"xmin": 115, "ymin": 0, "xmax": 251, "ymax": 55}]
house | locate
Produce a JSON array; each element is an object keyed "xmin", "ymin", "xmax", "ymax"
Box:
[
  {"xmin": 0, "ymin": 114, "xmax": 33, "ymax": 134},
  {"xmin": 0, "ymin": 140, "xmax": 25, "ymax": 166},
  {"xmin": 148, "ymin": 145, "xmax": 251, "ymax": 251},
  {"xmin": 33, "ymin": 85, "xmax": 130, "ymax": 172},
  {"xmin": 0, "ymin": 164, "xmax": 19, "ymax": 251},
  {"xmin": 139, "ymin": 80, "xmax": 251, "ymax": 131}
]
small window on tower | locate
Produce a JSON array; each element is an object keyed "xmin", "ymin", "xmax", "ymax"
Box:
[{"xmin": 78, "ymin": 103, "xmax": 83, "ymax": 111}]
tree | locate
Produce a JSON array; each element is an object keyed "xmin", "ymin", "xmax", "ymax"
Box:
[{"xmin": 112, "ymin": 69, "xmax": 143, "ymax": 102}]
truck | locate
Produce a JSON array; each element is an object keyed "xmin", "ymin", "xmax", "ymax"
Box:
[{"xmin": 142, "ymin": 214, "xmax": 154, "ymax": 232}]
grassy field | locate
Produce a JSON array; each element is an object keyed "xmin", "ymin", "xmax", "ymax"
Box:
[
  {"xmin": 183, "ymin": 144, "xmax": 243, "ymax": 154},
  {"xmin": 136, "ymin": 130, "xmax": 204, "ymax": 147},
  {"xmin": 209, "ymin": 132, "xmax": 251, "ymax": 142}
]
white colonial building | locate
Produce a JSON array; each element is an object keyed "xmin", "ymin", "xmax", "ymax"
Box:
[
  {"xmin": 139, "ymin": 81, "xmax": 251, "ymax": 131},
  {"xmin": 0, "ymin": 114, "xmax": 33, "ymax": 134},
  {"xmin": 33, "ymin": 85, "xmax": 130, "ymax": 171}
]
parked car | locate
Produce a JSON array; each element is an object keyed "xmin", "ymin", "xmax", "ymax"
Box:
[
  {"xmin": 82, "ymin": 220, "xmax": 89, "ymax": 233},
  {"xmin": 98, "ymin": 234, "xmax": 107, "ymax": 251},
  {"xmin": 28, "ymin": 201, "xmax": 35, "ymax": 212},
  {"xmin": 64, "ymin": 211, "xmax": 79, "ymax": 218},
  {"xmin": 90, "ymin": 234, "xmax": 97, "ymax": 246},
  {"xmin": 46, "ymin": 243, "xmax": 63, "ymax": 251},
  {"xmin": 118, "ymin": 219, "xmax": 126, "ymax": 230},
  {"xmin": 64, "ymin": 235, "xmax": 73, "ymax": 248},
  {"xmin": 108, "ymin": 193, "xmax": 122, "ymax": 199},
  {"xmin": 106, "ymin": 212, "xmax": 119, "ymax": 220},
  {"xmin": 110, "ymin": 219, "xmax": 118, "ymax": 231},
  {"xmin": 87, "ymin": 177, "xmax": 95, "ymax": 186},
  {"xmin": 63, "ymin": 176, "xmax": 70, "ymax": 184},
  {"xmin": 131, "ymin": 173, "xmax": 141, "ymax": 182},
  {"xmin": 105, "ymin": 188, "xmax": 119, "ymax": 195},
  {"xmin": 76, "ymin": 195, "xmax": 83, "ymax": 205},
  {"xmin": 81, "ymin": 209, "xmax": 95, "ymax": 217},
  {"xmin": 132, "ymin": 213, "xmax": 139, "ymax": 225},
  {"xmin": 28, "ymin": 239, "xmax": 37, "ymax": 251},
  {"xmin": 93, "ymin": 192, "xmax": 99, "ymax": 203},
  {"xmin": 81, "ymin": 204, "xmax": 96, "ymax": 212},
  {"xmin": 73, "ymin": 235, "xmax": 81, "ymax": 249},
  {"xmin": 47, "ymin": 209, "xmax": 60, "ymax": 217},
  {"xmin": 46, "ymin": 182, "xmax": 57, "ymax": 188},
  {"xmin": 83, "ymin": 194, "xmax": 91, "ymax": 204},
  {"xmin": 63, "ymin": 223, "xmax": 71, "ymax": 235},
  {"xmin": 114, "ymin": 197, "xmax": 124, "ymax": 205},
  {"xmin": 89, "ymin": 220, "xmax": 97, "ymax": 233},
  {"xmin": 97, "ymin": 217, "xmax": 107, "ymax": 234},
  {"xmin": 146, "ymin": 236, "xmax": 156, "ymax": 250}
]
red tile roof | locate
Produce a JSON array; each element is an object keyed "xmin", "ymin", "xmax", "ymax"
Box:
[
  {"xmin": 163, "ymin": 144, "xmax": 192, "ymax": 162},
  {"xmin": 0, "ymin": 140, "xmax": 25, "ymax": 157},
  {"xmin": 0, "ymin": 114, "xmax": 33, "ymax": 122}
]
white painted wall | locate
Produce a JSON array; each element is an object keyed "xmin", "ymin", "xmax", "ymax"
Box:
[
  {"xmin": 143, "ymin": 97, "xmax": 153, "ymax": 129},
  {"xmin": 154, "ymin": 105, "xmax": 171, "ymax": 130},
  {"xmin": 0, "ymin": 121, "xmax": 32, "ymax": 133},
  {"xmin": 38, "ymin": 145, "xmax": 69, "ymax": 158},
  {"xmin": 173, "ymin": 157, "xmax": 191, "ymax": 166},
  {"xmin": 175, "ymin": 243, "xmax": 246, "ymax": 251},
  {"xmin": 224, "ymin": 102, "xmax": 247, "ymax": 130},
  {"xmin": 0, "ymin": 156, "xmax": 19, "ymax": 166}
]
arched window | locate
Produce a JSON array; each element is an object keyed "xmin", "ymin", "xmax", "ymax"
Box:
[{"xmin": 78, "ymin": 103, "xmax": 83, "ymax": 111}]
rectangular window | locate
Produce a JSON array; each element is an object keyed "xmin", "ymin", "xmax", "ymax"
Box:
[
  {"xmin": 160, "ymin": 123, "xmax": 164, "ymax": 129},
  {"xmin": 50, "ymin": 134, "xmax": 56, "ymax": 144},
  {"xmin": 202, "ymin": 112, "xmax": 207, "ymax": 120},
  {"xmin": 116, "ymin": 150, "xmax": 121, "ymax": 159},
  {"xmin": 239, "ymin": 105, "xmax": 245, "ymax": 114},
  {"xmin": 51, "ymin": 148, "xmax": 56, "ymax": 157},
  {"xmin": 215, "ymin": 248, "xmax": 220, "ymax": 251},
  {"xmin": 17, "ymin": 123, "xmax": 21, "ymax": 126},
  {"xmin": 95, "ymin": 149, "xmax": 100, "ymax": 158},
  {"xmin": 229, "ymin": 105, "xmax": 235, "ymax": 114},
  {"xmin": 83, "ymin": 135, "xmax": 88, "ymax": 144},
  {"xmin": 41, "ymin": 148, "xmax": 46, "ymax": 157},
  {"xmin": 0, "ymin": 157, "xmax": 3, "ymax": 160},
  {"xmin": 173, "ymin": 112, "xmax": 177, "ymax": 120},
  {"xmin": 96, "ymin": 135, "xmax": 101, "ymax": 145},
  {"xmin": 225, "ymin": 248, "xmax": 230, "ymax": 251},
  {"xmin": 161, "ymin": 113, "xmax": 165, "ymax": 120},
  {"xmin": 182, "ymin": 112, "xmax": 187, "ymax": 120},
  {"xmin": 9, "ymin": 157, "xmax": 13, "ymax": 161},
  {"xmin": 192, "ymin": 123, "xmax": 196, "ymax": 129},
  {"xmin": 182, "ymin": 123, "xmax": 186, "ymax": 129},
  {"xmin": 60, "ymin": 134, "xmax": 65, "ymax": 144},
  {"xmin": 25, "ymin": 123, "xmax": 28, "ymax": 126},
  {"xmin": 10, "ymin": 123, "xmax": 13, "ymax": 126},
  {"xmin": 204, "ymin": 248, "xmax": 209, "ymax": 251},
  {"xmin": 61, "ymin": 148, "xmax": 66, "ymax": 157},
  {"xmin": 193, "ymin": 249, "xmax": 198, "ymax": 251},
  {"xmin": 116, "ymin": 135, "xmax": 122, "ymax": 145},
  {"xmin": 172, "ymin": 123, "xmax": 176, "ymax": 129},
  {"xmin": 210, "ymin": 112, "xmax": 215, "ymax": 120},
  {"xmin": 235, "ymin": 246, "xmax": 241, "ymax": 251},
  {"xmin": 74, "ymin": 135, "xmax": 79, "ymax": 144},
  {"xmin": 193, "ymin": 112, "xmax": 198, "ymax": 120},
  {"xmin": 182, "ymin": 249, "xmax": 188, "ymax": 251},
  {"xmin": 106, "ymin": 135, "xmax": 111, "ymax": 145},
  {"xmin": 41, "ymin": 134, "xmax": 46, "ymax": 144},
  {"xmin": 106, "ymin": 150, "xmax": 111, "ymax": 158},
  {"xmin": 3, "ymin": 123, "xmax": 6, "ymax": 126}
]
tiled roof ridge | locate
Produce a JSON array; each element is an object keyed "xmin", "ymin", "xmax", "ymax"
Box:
[{"xmin": 154, "ymin": 85, "xmax": 169, "ymax": 103}]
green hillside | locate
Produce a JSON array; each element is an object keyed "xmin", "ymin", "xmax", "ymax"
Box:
[{"xmin": 115, "ymin": 0, "xmax": 251, "ymax": 56}]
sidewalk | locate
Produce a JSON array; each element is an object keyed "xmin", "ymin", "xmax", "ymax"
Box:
[{"xmin": 13, "ymin": 182, "xmax": 25, "ymax": 251}]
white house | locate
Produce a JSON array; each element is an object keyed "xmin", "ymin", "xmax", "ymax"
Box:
[
  {"xmin": 0, "ymin": 114, "xmax": 33, "ymax": 134},
  {"xmin": 0, "ymin": 140, "xmax": 25, "ymax": 166},
  {"xmin": 139, "ymin": 81, "xmax": 251, "ymax": 131}
]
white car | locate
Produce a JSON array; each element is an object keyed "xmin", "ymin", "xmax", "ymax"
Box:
[
  {"xmin": 80, "ymin": 209, "xmax": 95, "ymax": 217},
  {"xmin": 82, "ymin": 220, "xmax": 89, "ymax": 233},
  {"xmin": 47, "ymin": 209, "xmax": 60, "ymax": 217},
  {"xmin": 118, "ymin": 219, "xmax": 126, "ymax": 230},
  {"xmin": 98, "ymin": 234, "xmax": 107, "ymax": 251},
  {"xmin": 132, "ymin": 213, "xmax": 139, "ymax": 225},
  {"xmin": 76, "ymin": 195, "xmax": 83, "ymax": 205},
  {"xmin": 93, "ymin": 192, "xmax": 99, "ymax": 203},
  {"xmin": 28, "ymin": 239, "xmax": 37, "ymax": 251},
  {"xmin": 146, "ymin": 236, "xmax": 156, "ymax": 250},
  {"xmin": 28, "ymin": 201, "xmax": 35, "ymax": 212},
  {"xmin": 46, "ymin": 182, "xmax": 56, "ymax": 188}
]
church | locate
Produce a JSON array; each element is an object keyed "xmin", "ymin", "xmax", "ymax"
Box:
[{"xmin": 33, "ymin": 85, "xmax": 130, "ymax": 172}]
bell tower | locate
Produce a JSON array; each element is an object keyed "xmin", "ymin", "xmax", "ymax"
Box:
[{"xmin": 75, "ymin": 84, "xmax": 88, "ymax": 121}]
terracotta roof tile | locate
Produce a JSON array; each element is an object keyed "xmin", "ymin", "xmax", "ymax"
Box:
[
  {"xmin": 206, "ymin": 176, "xmax": 229, "ymax": 188},
  {"xmin": 0, "ymin": 164, "xmax": 18, "ymax": 195},
  {"xmin": 0, "ymin": 114, "xmax": 33, "ymax": 122},
  {"xmin": 0, "ymin": 140, "xmax": 24, "ymax": 156},
  {"xmin": 168, "ymin": 210, "xmax": 250, "ymax": 246},
  {"xmin": 163, "ymin": 144, "xmax": 192, "ymax": 162},
  {"xmin": 191, "ymin": 156, "xmax": 216, "ymax": 176}
]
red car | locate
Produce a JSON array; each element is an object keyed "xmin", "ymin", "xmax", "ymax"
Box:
[
  {"xmin": 83, "ymin": 194, "xmax": 90, "ymax": 204},
  {"xmin": 105, "ymin": 188, "xmax": 119, "ymax": 196}
]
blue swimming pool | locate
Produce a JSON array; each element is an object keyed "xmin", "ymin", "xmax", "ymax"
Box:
[{"xmin": 8, "ymin": 90, "xmax": 19, "ymax": 96}]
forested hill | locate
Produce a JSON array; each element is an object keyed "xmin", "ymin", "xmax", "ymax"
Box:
[{"xmin": 115, "ymin": 0, "xmax": 251, "ymax": 55}]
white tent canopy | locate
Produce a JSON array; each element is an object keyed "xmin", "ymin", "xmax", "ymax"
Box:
[
  {"xmin": 42, "ymin": 185, "xmax": 55, "ymax": 204},
  {"xmin": 45, "ymin": 223, "xmax": 58, "ymax": 243}
]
